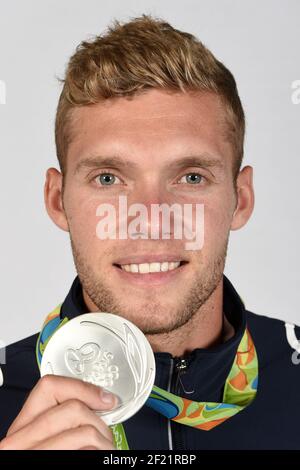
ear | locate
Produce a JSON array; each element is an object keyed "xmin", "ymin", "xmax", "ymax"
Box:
[
  {"xmin": 230, "ymin": 165, "xmax": 255, "ymax": 231},
  {"xmin": 44, "ymin": 168, "xmax": 69, "ymax": 232}
]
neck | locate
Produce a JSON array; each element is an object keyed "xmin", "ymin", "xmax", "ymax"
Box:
[
  {"xmin": 146, "ymin": 277, "xmax": 234, "ymax": 357},
  {"xmin": 82, "ymin": 276, "xmax": 235, "ymax": 358}
]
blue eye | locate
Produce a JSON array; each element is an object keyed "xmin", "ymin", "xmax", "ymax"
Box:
[
  {"xmin": 179, "ymin": 173, "xmax": 203, "ymax": 184},
  {"xmin": 95, "ymin": 173, "xmax": 121, "ymax": 186}
]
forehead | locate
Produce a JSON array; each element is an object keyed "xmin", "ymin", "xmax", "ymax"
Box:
[{"xmin": 66, "ymin": 88, "xmax": 232, "ymax": 168}]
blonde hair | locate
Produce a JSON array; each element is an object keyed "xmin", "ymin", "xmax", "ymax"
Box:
[{"xmin": 55, "ymin": 13, "xmax": 245, "ymax": 179}]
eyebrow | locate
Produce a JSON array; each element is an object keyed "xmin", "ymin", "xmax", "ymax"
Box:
[
  {"xmin": 170, "ymin": 155, "xmax": 224, "ymax": 170},
  {"xmin": 74, "ymin": 156, "xmax": 139, "ymax": 174},
  {"xmin": 74, "ymin": 153, "xmax": 224, "ymax": 175}
]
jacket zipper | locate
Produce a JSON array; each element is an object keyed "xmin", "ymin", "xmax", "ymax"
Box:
[{"xmin": 168, "ymin": 357, "xmax": 190, "ymax": 450}]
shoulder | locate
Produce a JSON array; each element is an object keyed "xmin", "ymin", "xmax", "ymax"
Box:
[
  {"xmin": 246, "ymin": 309, "xmax": 300, "ymax": 371},
  {"xmin": 0, "ymin": 332, "xmax": 40, "ymax": 390},
  {"xmin": 0, "ymin": 333, "xmax": 40, "ymax": 439}
]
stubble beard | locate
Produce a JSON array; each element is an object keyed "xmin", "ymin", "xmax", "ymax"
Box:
[{"xmin": 69, "ymin": 235, "xmax": 229, "ymax": 336}]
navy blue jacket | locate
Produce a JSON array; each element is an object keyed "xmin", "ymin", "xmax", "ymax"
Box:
[{"xmin": 1, "ymin": 275, "xmax": 300, "ymax": 449}]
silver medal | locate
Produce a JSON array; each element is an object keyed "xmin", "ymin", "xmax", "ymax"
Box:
[{"xmin": 40, "ymin": 313, "xmax": 156, "ymax": 426}]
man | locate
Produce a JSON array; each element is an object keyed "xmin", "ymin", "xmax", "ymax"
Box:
[{"xmin": 0, "ymin": 13, "xmax": 300, "ymax": 450}]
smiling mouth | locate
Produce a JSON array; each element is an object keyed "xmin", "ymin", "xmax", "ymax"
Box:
[{"xmin": 113, "ymin": 260, "xmax": 188, "ymax": 274}]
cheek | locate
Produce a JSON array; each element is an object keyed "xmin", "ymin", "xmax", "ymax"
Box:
[
  {"xmin": 64, "ymin": 189, "xmax": 129, "ymax": 269},
  {"xmin": 203, "ymin": 198, "xmax": 234, "ymax": 248},
  {"xmin": 64, "ymin": 190, "xmax": 107, "ymax": 247}
]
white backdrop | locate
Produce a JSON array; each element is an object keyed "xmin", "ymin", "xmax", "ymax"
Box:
[{"xmin": 0, "ymin": 0, "xmax": 299, "ymax": 345}]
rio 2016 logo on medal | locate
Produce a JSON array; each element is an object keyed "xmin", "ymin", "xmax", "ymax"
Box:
[
  {"xmin": 64, "ymin": 343, "xmax": 120, "ymax": 387},
  {"xmin": 40, "ymin": 313, "xmax": 156, "ymax": 426}
]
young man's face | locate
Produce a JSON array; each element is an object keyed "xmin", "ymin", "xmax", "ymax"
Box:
[{"xmin": 45, "ymin": 88, "xmax": 254, "ymax": 335}]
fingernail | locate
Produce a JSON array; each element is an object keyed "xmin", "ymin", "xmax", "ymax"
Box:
[{"xmin": 101, "ymin": 389, "xmax": 116, "ymax": 405}]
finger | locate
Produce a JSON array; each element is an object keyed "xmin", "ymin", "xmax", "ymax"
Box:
[
  {"xmin": 7, "ymin": 375, "xmax": 118, "ymax": 435},
  {"xmin": 79, "ymin": 446, "xmax": 99, "ymax": 450},
  {"xmin": 29, "ymin": 425, "xmax": 116, "ymax": 450},
  {"xmin": 2, "ymin": 399, "xmax": 114, "ymax": 450}
]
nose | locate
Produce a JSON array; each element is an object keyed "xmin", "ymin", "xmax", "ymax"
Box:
[{"xmin": 123, "ymin": 186, "xmax": 176, "ymax": 240}]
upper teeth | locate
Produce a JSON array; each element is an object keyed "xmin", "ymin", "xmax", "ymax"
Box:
[{"xmin": 120, "ymin": 261, "xmax": 181, "ymax": 274}]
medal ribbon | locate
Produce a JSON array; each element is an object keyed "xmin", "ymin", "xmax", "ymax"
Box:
[{"xmin": 36, "ymin": 304, "xmax": 258, "ymax": 450}]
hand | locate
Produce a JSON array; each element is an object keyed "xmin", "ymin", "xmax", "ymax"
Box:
[{"xmin": 0, "ymin": 375, "xmax": 118, "ymax": 450}]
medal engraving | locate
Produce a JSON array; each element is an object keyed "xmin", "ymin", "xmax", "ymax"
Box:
[{"xmin": 65, "ymin": 342, "xmax": 120, "ymax": 387}]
